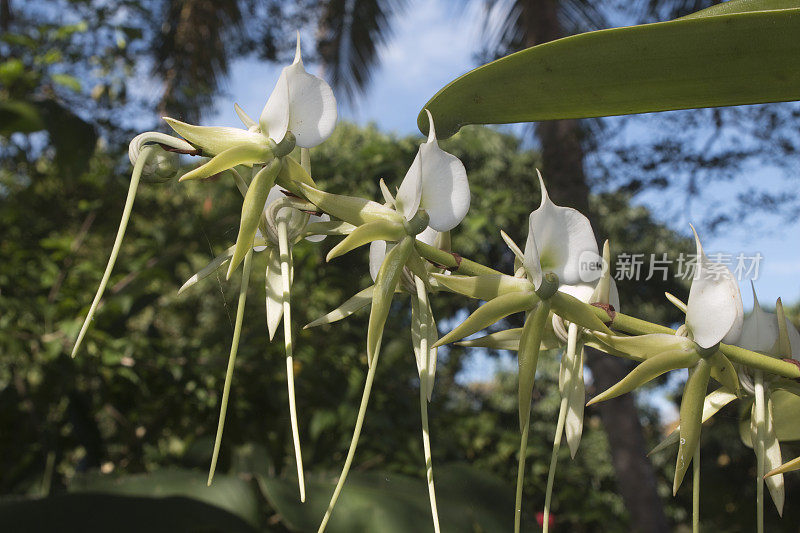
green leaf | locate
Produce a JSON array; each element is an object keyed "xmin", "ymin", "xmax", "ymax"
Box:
[
  {"xmin": 258, "ymin": 465, "xmax": 516, "ymax": 533},
  {"xmin": 69, "ymin": 469, "xmax": 261, "ymax": 528},
  {"xmin": 418, "ymin": 1, "xmax": 800, "ymax": 138},
  {"xmin": 0, "ymin": 493, "xmax": 257, "ymax": 533}
]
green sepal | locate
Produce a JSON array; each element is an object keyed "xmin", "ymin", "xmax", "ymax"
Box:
[
  {"xmin": 457, "ymin": 326, "xmax": 563, "ymax": 352},
  {"xmin": 592, "ymin": 332, "xmax": 695, "ymax": 361},
  {"xmin": 674, "ymin": 357, "xmax": 711, "ymax": 495},
  {"xmin": 550, "ymin": 291, "xmax": 613, "ymax": 334},
  {"xmin": 305, "ymin": 285, "xmax": 375, "ymax": 329},
  {"xmin": 708, "ymin": 351, "xmax": 740, "ymax": 395},
  {"xmin": 326, "ymin": 220, "xmax": 405, "ymax": 262},
  {"xmin": 588, "ymin": 347, "xmax": 700, "ymax": 406},
  {"xmin": 276, "ymin": 155, "xmax": 316, "ymax": 195},
  {"xmin": 304, "ymin": 220, "xmax": 356, "ymax": 237},
  {"xmin": 179, "ymin": 144, "xmax": 273, "ymax": 182},
  {"xmin": 433, "ymin": 290, "xmax": 538, "ymax": 348},
  {"xmin": 649, "ymin": 387, "xmax": 737, "ymax": 456},
  {"xmin": 265, "ymin": 247, "xmax": 285, "ymax": 341},
  {"xmin": 518, "ymin": 301, "xmax": 550, "ymax": 431},
  {"xmin": 368, "ymin": 237, "xmax": 413, "ymax": 366},
  {"xmin": 431, "ymin": 273, "xmax": 531, "ymax": 302},
  {"xmin": 227, "ymin": 159, "xmax": 282, "ymax": 278},
  {"xmin": 411, "ymin": 277, "xmax": 438, "ymax": 401},
  {"xmin": 297, "ymin": 182, "xmax": 404, "ymax": 227},
  {"xmin": 177, "ymin": 237, "xmax": 267, "ymax": 295},
  {"xmin": 163, "ymin": 117, "xmax": 270, "ymax": 157}
]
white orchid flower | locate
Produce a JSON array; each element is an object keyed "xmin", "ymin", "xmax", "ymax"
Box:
[
  {"xmin": 736, "ymin": 285, "xmax": 800, "ymax": 517},
  {"xmin": 163, "ymin": 33, "xmax": 337, "ymax": 182},
  {"xmin": 395, "ymin": 110, "xmax": 470, "ymax": 232},
  {"xmin": 740, "ymin": 284, "xmax": 800, "ymax": 358},
  {"xmin": 685, "ymin": 226, "xmax": 743, "ymax": 349},
  {"xmin": 519, "ymin": 171, "xmax": 618, "ymax": 307}
]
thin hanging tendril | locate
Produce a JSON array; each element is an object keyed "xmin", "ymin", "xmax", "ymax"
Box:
[
  {"xmin": 754, "ymin": 370, "xmax": 766, "ymax": 533},
  {"xmin": 693, "ymin": 443, "xmax": 700, "ymax": 533},
  {"xmin": 208, "ymin": 247, "xmax": 254, "ymax": 485},
  {"xmin": 317, "ymin": 340, "xmax": 382, "ymax": 533},
  {"xmin": 278, "ymin": 214, "xmax": 306, "ymax": 502},
  {"xmin": 71, "ymin": 145, "xmax": 157, "ymax": 358},
  {"xmin": 543, "ymin": 322, "xmax": 579, "ymax": 533},
  {"xmin": 415, "ymin": 276, "xmax": 441, "ymax": 533}
]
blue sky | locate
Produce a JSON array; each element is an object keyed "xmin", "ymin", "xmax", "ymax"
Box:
[{"xmin": 210, "ymin": 0, "xmax": 800, "ymax": 314}]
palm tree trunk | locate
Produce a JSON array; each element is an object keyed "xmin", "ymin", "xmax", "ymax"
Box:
[{"xmin": 521, "ymin": 2, "xmax": 669, "ymax": 531}]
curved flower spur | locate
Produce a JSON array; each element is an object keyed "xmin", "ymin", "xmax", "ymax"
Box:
[
  {"xmin": 585, "ymin": 226, "xmax": 743, "ymax": 524},
  {"xmin": 71, "ymin": 33, "xmax": 338, "ymax": 502},
  {"xmin": 301, "ymin": 111, "xmax": 469, "ymax": 533},
  {"xmin": 431, "ymin": 173, "xmax": 618, "ymax": 533}
]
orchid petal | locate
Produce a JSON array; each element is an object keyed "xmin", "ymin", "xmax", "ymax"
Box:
[
  {"xmin": 163, "ymin": 117, "xmax": 269, "ymax": 157},
  {"xmin": 522, "ymin": 227, "xmax": 544, "ymax": 289},
  {"xmin": 369, "ymin": 240, "xmax": 387, "ymax": 282},
  {"xmin": 260, "ymin": 69, "xmax": 291, "ymax": 145},
  {"xmin": 740, "ymin": 284, "xmax": 800, "ymax": 358},
  {"xmin": 395, "ymin": 151, "xmax": 423, "ymax": 220},
  {"xmin": 265, "ymin": 248, "xmax": 284, "ymax": 340},
  {"xmin": 305, "ymin": 213, "xmax": 331, "ymax": 243},
  {"xmin": 685, "ymin": 226, "xmax": 743, "ymax": 349},
  {"xmin": 527, "ymin": 171, "xmax": 598, "ymax": 286},
  {"xmin": 283, "ymin": 62, "xmax": 338, "ymax": 148},
  {"xmin": 417, "ymin": 139, "xmax": 469, "ymax": 230}
]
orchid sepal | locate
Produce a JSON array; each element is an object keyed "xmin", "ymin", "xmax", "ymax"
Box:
[
  {"xmin": 227, "ymin": 158, "xmax": 282, "ymax": 278},
  {"xmin": 367, "ymin": 237, "xmax": 413, "ymax": 366},
  {"xmin": 163, "ymin": 117, "xmax": 271, "ymax": 157},
  {"xmin": 431, "ymin": 273, "xmax": 531, "ymax": 301},
  {"xmin": 674, "ymin": 357, "xmax": 712, "ymax": 494},
  {"xmin": 587, "ymin": 347, "xmax": 701, "ymax": 406},
  {"xmin": 179, "ymin": 144, "xmax": 273, "ymax": 182},
  {"xmin": 326, "ymin": 220, "xmax": 405, "ymax": 262},
  {"xmin": 518, "ymin": 301, "xmax": 550, "ymax": 430},
  {"xmin": 433, "ymin": 290, "xmax": 539, "ymax": 348},
  {"xmin": 298, "ymin": 182, "xmax": 404, "ymax": 227},
  {"xmin": 304, "ymin": 286, "xmax": 375, "ymax": 329}
]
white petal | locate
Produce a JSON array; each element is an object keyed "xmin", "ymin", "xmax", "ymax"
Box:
[
  {"xmin": 305, "ymin": 213, "xmax": 330, "ymax": 243},
  {"xmin": 558, "ymin": 283, "xmax": 595, "ymax": 304},
  {"xmin": 369, "ymin": 240, "xmax": 387, "ymax": 282},
  {"xmin": 396, "ymin": 151, "xmax": 423, "ymax": 220},
  {"xmin": 260, "ymin": 69, "xmax": 290, "ymax": 144},
  {"xmin": 284, "ymin": 63, "xmax": 337, "ymax": 148},
  {"xmin": 265, "ymin": 248, "xmax": 284, "ymax": 340},
  {"xmin": 740, "ymin": 284, "xmax": 780, "ymax": 353},
  {"xmin": 416, "ymin": 226, "xmax": 438, "ymax": 247},
  {"xmin": 685, "ymin": 226, "xmax": 743, "ymax": 349},
  {"xmin": 740, "ymin": 284, "xmax": 800, "ymax": 358},
  {"xmin": 417, "ymin": 141, "xmax": 470, "ymax": 231},
  {"xmin": 523, "ymin": 225, "xmax": 544, "ymax": 289},
  {"xmin": 528, "ymin": 172, "xmax": 598, "ymax": 286}
]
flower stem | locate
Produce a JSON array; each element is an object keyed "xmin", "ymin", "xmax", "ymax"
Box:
[
  {"xmin": 693, "ymin": 444, "xmax": 700, "ymax": 533},
  {"xmin": 415, "ymin": 276, "xmax": 441, "ymax": 533},
  {"xmin": 208, "ymin": 247, "xmax": 254, "ymax": 485},
  {"xmin": 754, "ymin": 370, "xmax": 766, "ymax": 533},
  {"xmin": 543, "ymin": 323, "xmax": 578, "ymax": 533},
  {"xmin": 317, "ymin": 342, "xmax": 382, "ymax": 533},
  {"xmin": 278, "ymin": 216, "xmax": 306, "ymax": 502},
  {"xmin": 71, "ymin": 145, "xmax": 156, "ymax": 358},
  {"xmin": 514, "ymin": 417, "xmax": 530, "ymax": 533},
  {"xmin": 543, "ymin": 396, "xmax": 568, "ymax": 533}
]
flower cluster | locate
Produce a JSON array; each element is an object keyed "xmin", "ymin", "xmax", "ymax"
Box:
[{"xmin": 72, "ymin": 34, "xmax": 800, "ymax": 533}]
